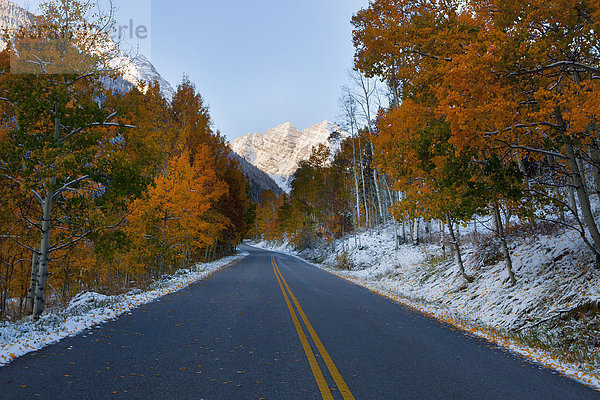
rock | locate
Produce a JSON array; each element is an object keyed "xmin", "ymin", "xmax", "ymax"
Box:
[{"xmin": 230, "ymin": 121, "xmax": 350, "ymax": 193}]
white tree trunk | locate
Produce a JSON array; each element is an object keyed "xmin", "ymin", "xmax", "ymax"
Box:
[
  {"xmin": 590, "ymin": 146, "xmax": 600, "ymax": 201},
  {"xmin": 351, "ymin": 136, "xmax": 362, "ymax": 227},
  {"xmin": 412, "ymin": 218, "xmax": 420, "ymax": 246},
  {"xmin": 568, "ymin": 185, "xmax": 579, "ymax": 218},
  {"xmin": 32, "ymin": 103, "xmax": 60, "ymax": 320},
  {"xmin": 32, "ymin": 187, "xmax": 54, "ymax": 319},
  {"xmin": 25, "ymin": 251, "xmax": 39, "ymax": 315},
  {"xmin": 565, "ymin": 139, "xmax": 600, "ymax": 259},
  {"xmin": 357, "ymin": 135, "xmax": 369, "ymax": 227},
  {"xmin": 370, "ymin": 142, "xmax": 384, "ymax": 223},
  {"xmin": 440, "ymin": 222, "xmax": 446, "ymax": 258},
  {"xmin": 561, "ymin": 74, "xmax": 600, "ymax": 261}
]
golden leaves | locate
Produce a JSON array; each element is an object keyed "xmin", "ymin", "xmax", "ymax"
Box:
[{"xmin": 126, "ymin": 145, "xmax": 229, "ymax": 272}]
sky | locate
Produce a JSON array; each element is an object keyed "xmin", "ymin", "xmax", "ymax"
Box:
[{"xmin": 15, "ymin": 0, "xmax": 370, "ymax": 142}]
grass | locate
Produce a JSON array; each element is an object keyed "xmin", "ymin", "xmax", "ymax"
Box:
[
  {"xmin": 334, "ymin": 251, "xmax": 355, "ymax": 271},
  {"xmin": 418, "ymin": 253, "xmax": 449, "ymax": 284},
  {"xmin": 515, "ymin": 316, "xmax": 600, "ymax": 373}
]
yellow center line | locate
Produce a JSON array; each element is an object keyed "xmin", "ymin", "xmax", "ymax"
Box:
[
  {"xmin": 274, "ymin": 259, "xmax": 356, "ymax": 400},
  {"xmin": 271, "ymin": 256, "xmax": 334, "ymax": 400}
]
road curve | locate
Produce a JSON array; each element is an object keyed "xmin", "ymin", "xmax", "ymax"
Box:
[{"xmin": 0, "ymin": 244, "xmax": 597, "ymax": 399}]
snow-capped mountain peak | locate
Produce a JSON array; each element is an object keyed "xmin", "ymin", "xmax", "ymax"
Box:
[
  {"xmin": 230, "ymin": 121, "xmax": 350, "ymax": 193},
  {"xmin": 0, "ymin": 0, "xmax": 174, "ymax": 99},
  {"xmin": 0, "ymin": 0, "xmax": 31, "ymax": 33}
]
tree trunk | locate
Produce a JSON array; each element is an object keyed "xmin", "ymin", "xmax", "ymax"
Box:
[
  {"xmin": 440, "ymin": 222, "xmax": 446, "ymax": 258},
  {"xmin": 565, "ymin": 138, "xmax": 600, "ymax": 260},
  {"xmin": 370, "ymin": 143, "xmax": 385, "ymax": 223},
  {"xmin": 412, "ymin": 218, "xmax": 420, "ymax": 246},
  {"xmin": 357, "ymin": 135, "xmax": 369, "ymax": 227},
  {"xmin": 32, "ymin": 187, "xmax": 54, "ymax": 320},
  {"xmin": 25, "ymin": 251, "xmax": 39, "ymax": 315},
  {"xmin": 351, "ymin": 136, "xmax": 361, "ymax": 228},
  {"xmin": 32, "ymin": 102, "xmax": 61, "ymax": 320},
  {"xmin": 426, "ymin": 220, "xmax": 432, "ymax": 243},
  {"xmin": 556, "ymin": 78, "xmax": 600, "ymax": 261},
  {"xmin": 568, "ymin": 185, "xmax": 579, "ymax": 218},
  {"xmin": 393, "ymin": 220, "xmax": 399, "ymax": 250},
  {"xmin": 577, "ymin": 157, "xmax": 588, "ymax": 193},
  {"xmin": 590, "ymin": 145, "xmax": 600, "ymax": 202},
  {"xmin": 493, "ymin": 202, "xmax": 516, "ymax": 286},
  {"xmin": 446, "ymin": 214, "xmax": 470, "ymax": 282}
]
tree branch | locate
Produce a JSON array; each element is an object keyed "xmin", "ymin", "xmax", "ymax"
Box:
[
  {"xmin": 31, "ymin": 190, "xmax": 44, "ymax": 205},
  {"xmin": 3, "ymin": 236, "xmax": 41, "ymax": 254},
  {"xmin": 59, "ymin": 113, "xmax": 135, "ymax": 144},
  {"xmin": 496, "ymin": 139, "xmax": 568, "ymax": 160},
  {"xmin": 47, "ymin": 216, "xmax": 127, "ymax": 254},
  {"xmin": 52, "ymin": 175, "xmax": 89, "ymax": 200},
  {"xmin": 510, "ymin": 61, "xmax": 600, "ymax": 77}
]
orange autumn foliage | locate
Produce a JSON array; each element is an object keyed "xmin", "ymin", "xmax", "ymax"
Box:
[{"xmin": 127, "ymin": 146, "xmax": 229, "ymax": 275}]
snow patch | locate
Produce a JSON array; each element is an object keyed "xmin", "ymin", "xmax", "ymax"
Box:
[{"xmin": 65, "ymin": 292, "xmax": 109, "ymax": 313}]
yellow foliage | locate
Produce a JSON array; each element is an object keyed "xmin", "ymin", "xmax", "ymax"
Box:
[{"xmin": 127, "ymin": 146, "xmax": 229, "ymax": 274}]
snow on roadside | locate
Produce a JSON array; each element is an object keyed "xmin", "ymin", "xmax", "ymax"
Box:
[
  {"xmin": 0, "ymin": 252, "xmax": 248, "ymax": 367},
  {"xmin": 253, "ymin": 226, "xmax": 600, "ymax": 391}
]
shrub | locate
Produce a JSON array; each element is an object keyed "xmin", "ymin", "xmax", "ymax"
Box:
[{"xmin": 334, "ymin": 251, "xmax": 355, "ymax": 270}]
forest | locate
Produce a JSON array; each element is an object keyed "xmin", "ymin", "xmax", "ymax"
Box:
[
  {"xmin": 3, "ymin": 0, "xmax": 600, "ymax": 325},
  {"xmin": 1, "ymin": 0, "xmax": 600, "ymax": 393},
  {"xmin": 252, "ymin": 0, "xmax": 600, "ymax": 286},
  {"xmin": 0, "ymin": 1, "xmax": 249, "ymax": 320}
]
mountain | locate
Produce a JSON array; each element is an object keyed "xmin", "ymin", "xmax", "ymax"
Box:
[
  {"xmin": 107, "ymin": 53, "xmax": 175, "ymax": 100},
  {"xmin": 230, "ymin": 152, "xmax": 283, "ymax": 202},
  {"xmin": 0, "ymin": 0, "xmax": 31, "ymax": 32},
  {"xmin": 230, "ymin": 121, "xmax": 350, "ymax": 193},
  {"xmin": 0, "ymin": 0, "xmax": 174, "ymax": 99}
]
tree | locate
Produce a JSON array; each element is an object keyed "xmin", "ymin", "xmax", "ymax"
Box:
[
  {"xmin": 437, "ymin": 0, "xmax": 600, "ymax": 262},
  {"xmin": 353, "ymin": 0, "xmax": 528, "ymax": 283},
  {"xmin": 171, "ymin": 79, "xmax": 249, "ymax": 256},
  {"xmin": 127, "ymin": 147, "xmax": 228, "ymax": 275},
  {"xmin": 0, "ymin": 0, "xmax": 147, "ymax": 318}
]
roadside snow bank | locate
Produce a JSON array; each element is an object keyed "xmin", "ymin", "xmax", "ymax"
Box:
[
  {"xmin": 0, "ymin": 252, "xmax": 248, "ymax": 366},
  {"xmin": 254, "ymin": 225, "xmax": 600, "ymax": 391}
]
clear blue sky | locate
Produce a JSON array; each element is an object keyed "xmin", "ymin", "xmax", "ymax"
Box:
[{"xmin": 16, "ymin": 0, "xmax": 369, "ymax": 141}]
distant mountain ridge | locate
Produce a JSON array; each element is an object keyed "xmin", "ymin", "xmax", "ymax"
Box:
[
  {"xmin": 229, "ymin": 152, "xmax": 283, "ymax": 202},
  {"xmin": 0, "ymin": 0, "xmax": 31, "ymax": 29},
  {"xmin": 0, "ymin": 0, "xmax": 174, "ymax": 99},
  {"xmin": 230, "ymin": 121, "xmax": 349, "ymax": 193}
]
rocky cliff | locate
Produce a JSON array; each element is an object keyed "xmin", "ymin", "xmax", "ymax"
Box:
[{"xmin": 230, "ymin": 121, "xmax": 349, "ymax": 193}]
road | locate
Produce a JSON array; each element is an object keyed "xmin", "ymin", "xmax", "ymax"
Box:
[{"xmin": 0, "ymin": 244, "xmax": 598, "ymax": 399}]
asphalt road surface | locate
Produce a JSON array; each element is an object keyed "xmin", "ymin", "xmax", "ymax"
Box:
[{"xmin": 0, "ymin": 244, "xmax": 598, "ymax": 399}]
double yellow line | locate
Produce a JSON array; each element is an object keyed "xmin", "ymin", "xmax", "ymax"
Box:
[{"xmin": 271, "ymin": 256, "xmax": 355, "ymax": 400}]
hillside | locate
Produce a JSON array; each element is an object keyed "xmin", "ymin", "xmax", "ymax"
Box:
[{"xmin": 230, "ymin": 152, "xmax": 284, "ymax": 202}]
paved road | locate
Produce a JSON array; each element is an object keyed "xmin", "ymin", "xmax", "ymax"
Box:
[{"xmin": 0, "ymin": 244, "xmax": 598, "ymax": 399}]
